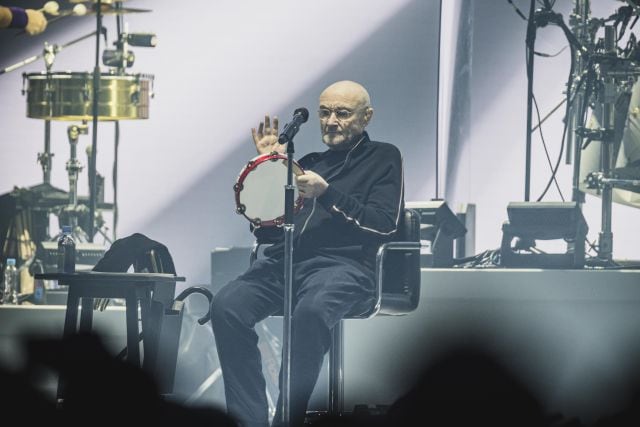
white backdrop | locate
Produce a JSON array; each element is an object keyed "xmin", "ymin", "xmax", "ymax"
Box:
[
  {"xmin": 1, "ymin": 0, "xmax": 637, "ymax": 286},
  {"xmin": 0, "ymin": 0, "xmax": 440, "ymax": 285}
]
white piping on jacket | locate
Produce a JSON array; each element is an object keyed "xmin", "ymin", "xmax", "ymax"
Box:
[{"xmin": 331, "ymin": 156, "xmax": 404, "ymax": 236}]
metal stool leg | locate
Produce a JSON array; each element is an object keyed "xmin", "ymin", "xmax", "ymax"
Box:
[
  {"xmin": 125, "ymin": 290, "xmax": 141, "ymax": 366},
  {"xmin": 328, "ymin": 320, "xmax": 344, "ymax": 415}
]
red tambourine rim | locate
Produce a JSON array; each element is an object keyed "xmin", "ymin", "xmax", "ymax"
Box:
[{"xmin": 234, "ymin": 152, "xmax": 305, "ymax": 227}]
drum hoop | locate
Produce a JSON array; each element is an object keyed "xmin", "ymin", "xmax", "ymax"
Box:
[
  {"xmin": 234, "ymin": 152, "xmax": 304, "ymax": 227},
  {"xmin": 23, "ymin": 71, "xmax": 153, "ymax": 81}
]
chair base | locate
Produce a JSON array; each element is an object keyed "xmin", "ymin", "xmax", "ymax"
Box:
[{"xmin": 304, "ymin": 406, "xmax": 389, "ymax": 425}]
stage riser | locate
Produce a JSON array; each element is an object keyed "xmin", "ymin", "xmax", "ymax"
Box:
[
  {"xmin": 342, "ymin": 268, "xmax": 640, "ymax": 423},
  {"xmin": 2, "ymin": 268, "xmax": 639, "ymax": 424}
]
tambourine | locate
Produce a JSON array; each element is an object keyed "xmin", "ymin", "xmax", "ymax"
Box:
[{"xmin": 234, "ymin": 152, "xmax": 305, "ymax": 227}]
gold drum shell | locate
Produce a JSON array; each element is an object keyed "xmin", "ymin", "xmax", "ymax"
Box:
[{"xmin": 23, "ymin": 72, "xmax": 153, "ymax": 121}]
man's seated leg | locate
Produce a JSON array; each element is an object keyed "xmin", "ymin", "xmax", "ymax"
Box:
[
  {"xmin": 272, "ymin": 254, "xmax": 376, "ymax": 426},
  {"xmin": 211, "ymin": 257, "xmax": 285, "ymax": 427}
]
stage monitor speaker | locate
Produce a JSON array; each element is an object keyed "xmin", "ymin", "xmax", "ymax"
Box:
[
  {"xmin": 455, "ymin": 203, "xmax": 476, "ymax": 259},
  {"xmin": 210, "ymin": 246, "xmax": 253, "ymax": 294},
  {"xmin": 500, "ymin": 202, "xmax": 588, "ymax": 269},
  {"xmin": 406, "ymin": 200, "xmax": 467, "ymax": 267}
]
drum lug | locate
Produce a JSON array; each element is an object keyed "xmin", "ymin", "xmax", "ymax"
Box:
[
  {"xmin": 233, "ymin": 183, "xmax": 243, "ymax": 192},
  {"xmin": 236, "ymin": 204, "xmax": 246, "ymax": 215},
  {"xmin": 148, "ymin": 74, "xmax": 155, "ymax": 99},
  {"xmin": 83, "ymin": 80, "xmax": 91, "ymax": 102},
  {"xmin": 253, "ymin": 218, "xmax": 262, "ymax": 227}
]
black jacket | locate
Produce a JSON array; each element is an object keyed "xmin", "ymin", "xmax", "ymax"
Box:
[{"xmin": 258, "ymin": 132, "xmax": 404, "ymax": 270}]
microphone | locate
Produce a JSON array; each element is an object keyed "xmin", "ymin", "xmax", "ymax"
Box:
[
  {"xmin": 278, "ymin": 107, "xmax": 309, "ymax": 144},
  {"xmin": 126, "ymin": 33, "xmax": 157, "ymax": 47}
]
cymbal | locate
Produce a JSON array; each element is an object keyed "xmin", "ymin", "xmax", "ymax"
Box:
[
  {"xmin": 68, "ymin": 1, "xmax": 151, "ymax": 15},
  {"xmin": 70, "ymin": 0, "xmax": 129, "ymax": 4},
  {"xmin": 86, "ymin": 5, "xmax": 152, "ymax": 15}
]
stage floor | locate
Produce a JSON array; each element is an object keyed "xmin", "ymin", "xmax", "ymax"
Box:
[
  {"xmin": 342, "ymin": 267, "xmax": 640, "ymax": 423},
  {"xmin": 1, "ymin": 268, "xmax": 639, "ymax": 423}
]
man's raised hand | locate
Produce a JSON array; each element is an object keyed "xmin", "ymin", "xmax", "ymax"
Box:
[{"xmin": 251, "ymin": 114, "xmax": 285, "ymax": 155}]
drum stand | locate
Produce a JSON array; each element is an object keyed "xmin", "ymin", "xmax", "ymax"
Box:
[
  {"xmin": 61, "ymin": 123, "xmax": 90, "ymax": 243},
  {"xmin": 568, "ymin": 0, "xmax": 592, "ymax": 204},
  {"xmin": 573, "ymin": 24, "xmax": 639, "ymax": 265},
  {"xmin": 4, "ymin": 31, "xmax": 100, "ymax": 186},
  {"xmin": 87, "ymin": 0, "xmax": 105, "ymax": 242},
  {"xmin": 39, "ymin": 43, "xmax": 56, "ymax": 185},
  {"xmin": 8, "ymin": 33, "xmax": 101, "ymax": 187}
]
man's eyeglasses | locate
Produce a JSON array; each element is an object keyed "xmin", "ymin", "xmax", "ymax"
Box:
[{"xmin": 318, "ymin": 107, "xmax": 364, "ymax": 121}]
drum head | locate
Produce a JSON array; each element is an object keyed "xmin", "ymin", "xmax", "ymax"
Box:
[{"xmin": 235, "ymin": 153, "xmax": 304, "ymax": 227}]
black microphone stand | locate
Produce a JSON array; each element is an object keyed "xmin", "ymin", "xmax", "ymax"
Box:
[
  {"xmin": 281, "ymin": 135, "xmax": 296, "ymax": 427},
  {"xmin": 276, "ymin": 108, "xmax": 307, "ymax": 426},
  {"xmin": 524, "ymin": 0, "xmax": 537, "ymax": 201},
  {"xmin": 88, "ymin": 0, "xmax": 104, "ymax": 242}
]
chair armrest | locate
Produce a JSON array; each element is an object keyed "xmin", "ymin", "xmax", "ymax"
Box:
[
  {"xmin": 375, "ymin": 241, "xmax": 421, "ymax": 280},
  {"xmin": 374, "ymin": 241, "xmax": 422, "ymax": 316}
]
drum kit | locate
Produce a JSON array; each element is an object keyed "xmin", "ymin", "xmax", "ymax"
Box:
[
  {"xmin": 1, "ymin": 0, "xmax": 156, "ymax": 251},
  {"xmin": 531, "ymin": 0, "xmax": 640, "ymax": 265}
]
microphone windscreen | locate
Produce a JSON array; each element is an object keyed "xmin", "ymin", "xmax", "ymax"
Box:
[{"xmin": 294, "ymin": 107, "xmax": 309, "ymax": 123}]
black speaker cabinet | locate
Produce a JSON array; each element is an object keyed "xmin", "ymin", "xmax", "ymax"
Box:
[
  {"xmin": 500, "ymin": 202, "xmax": 588, "ymax": 269},
  {"xmin": 210, "ymin": 246, "xmax": 253, "ymax": 294},
  {"xmin": 406, "ymin": 201, "xmax": 467, "ymax": 267}
]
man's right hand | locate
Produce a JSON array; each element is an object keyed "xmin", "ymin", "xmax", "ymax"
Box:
[
  {"xmin": 25, "ymin": 9, "xmax": 47, "ymax": 35},
  {"xmin": 252, "ymin": 115, "xmax": 285, "ymax": 155}
]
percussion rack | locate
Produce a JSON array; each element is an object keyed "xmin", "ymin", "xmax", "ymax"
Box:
[
  {"xmin": 571, "ymin": 5, "xmax": 640, "ymax": 265},
  {"xmin": 532, "ymin": 0, "xmax": 640, "ymax": 265},
  {"xmin": 1, "ymin": 0, "xmax": 157, "ymax": 271},
  {"xmin": 87, "ymin": 0, "xmax": 105, "ymax": 243}
]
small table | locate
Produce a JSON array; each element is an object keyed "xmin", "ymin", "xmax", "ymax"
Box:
[{"xmin": 35, "ymin": 271, "xmax": 185, "ymax": 401}]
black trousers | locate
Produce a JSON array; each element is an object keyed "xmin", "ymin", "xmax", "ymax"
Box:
[{"xmin": 210, "ymin": 252, "xmax": 375, "ymax": 427}]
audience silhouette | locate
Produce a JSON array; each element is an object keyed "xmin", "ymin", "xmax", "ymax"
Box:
[
  {"xmin": 0, "ymin": 332, "xmax": 237, "ymax": 426},
  {"xmin": 3, "ymin": 332, "xmax": 640, "ymax": 426}
]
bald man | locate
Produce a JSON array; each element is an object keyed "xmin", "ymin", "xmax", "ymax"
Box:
[{"xmin": 211, "ymin": 81, "xmax": 404, "ymax": 427}]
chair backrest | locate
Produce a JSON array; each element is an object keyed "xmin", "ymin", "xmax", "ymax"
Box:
[
  {"xmin": 93, "ymin": 233, "xmax": 176, "ymax": 275},
  {"xmin": 377, "ymin": 208, "xmax": 422, "ymax": 316},
  {"xmin": 134, "ymin": 249, "xmax": 165, "ymax": 273},
  {"xmin": 92, "ymin": 234, "xmax": 177, "ymax": 310},
  {"xmin": 249, "ymin": 208, "xmax": 422, "ymax": 318}
]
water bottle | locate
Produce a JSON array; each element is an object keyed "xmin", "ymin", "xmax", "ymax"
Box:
[
  {"xmin": 33, "ymin": 277, "xmax": 46, "ymax": 305},
  {"xmin": 2, "ymin": 258, "xmax": 18, "ymax": 305},
  {"xmin": 57, "ymin": 225, "xmax": 76, "ymax": 273}
]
